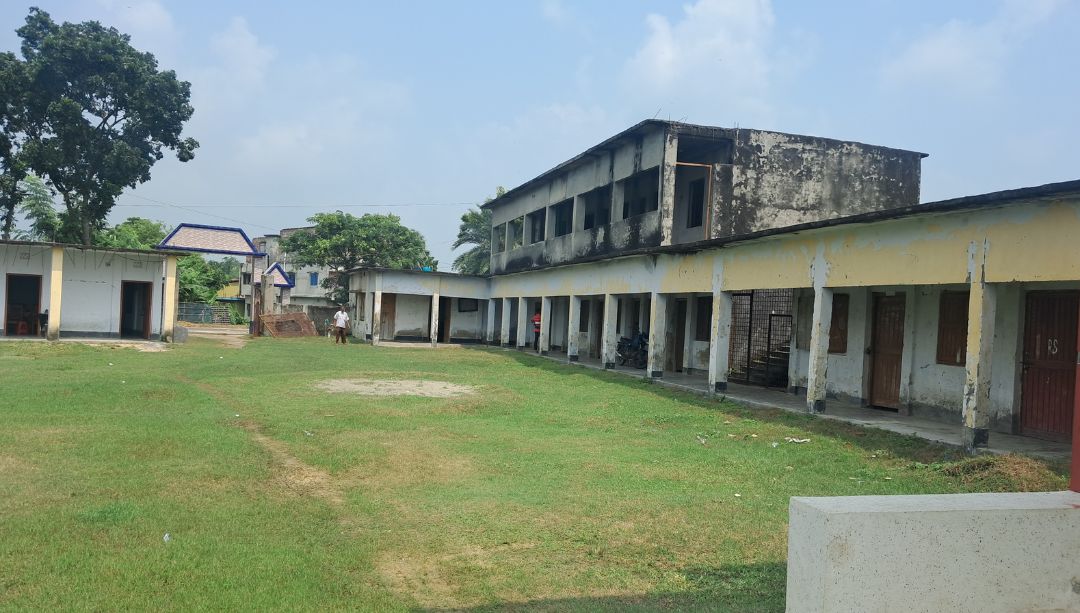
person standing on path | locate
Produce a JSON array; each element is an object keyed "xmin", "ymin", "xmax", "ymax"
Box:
[
  {"xmin": 333, "ymin": 305, "xmax": 350, "ymax": 345},
  {"xmin": 531, "ymin": 307, "xmax": 541, "ymax": 352}
]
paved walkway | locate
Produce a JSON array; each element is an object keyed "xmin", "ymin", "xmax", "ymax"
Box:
[{"xmin": 509, "ymin": 347, "xmax": 1070, "ymax": 462}]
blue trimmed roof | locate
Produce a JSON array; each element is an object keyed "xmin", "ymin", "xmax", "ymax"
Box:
[{"xmin": 157, "ymin": 223, "xmax": 265, "ymax": 256}]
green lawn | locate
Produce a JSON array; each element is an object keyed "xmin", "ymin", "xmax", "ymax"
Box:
[{"xmin": 0, "ymin": 336, "xmax": 1067, "ymax": 611}]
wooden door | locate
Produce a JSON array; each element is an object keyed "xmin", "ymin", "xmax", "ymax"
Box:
[
  {"xmin": 870, "ymin": 293, "xmax": 906, "ymax": 409},
  {"xmin": 381, "ymin": 293, "xmax": 396, "ymax": 340},
  {"xmin": 1020, "ymin": 291, "xmax": 1077, "ymax": 441}
]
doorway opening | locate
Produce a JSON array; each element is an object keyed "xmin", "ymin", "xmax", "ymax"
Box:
[
  {"xmin": 438, "ymin": 296, "xmax": 452, "ymax": 343},
  {"xmin": 120, "ymin": 281, "xmax": 153, "ymax": 339},
  {"xmin": 5, "ymin": 274, "xmax": 42, "ymax": 336},
  {"xmin": 1020, "ymin": 291, "xmax": 1077, "ymax": 441}
]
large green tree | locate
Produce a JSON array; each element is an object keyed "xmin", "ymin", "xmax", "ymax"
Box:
[
  {"xmin": 14, "ymin": 173, "xmax": 63, "ymax": 241},
  {"xmin": 281, "ymin": 212, "xmax": 436, "ymax": 303},
  {"xmin": 15, "ymin": 8, "xmax": 198, "ymax": 245},
  {"xmin": 452, "ymin": 186, "xmax": 504, "ymax": 275},
  {"xmin": 0, "ymin": 51, "xmax": 31, "ymax": 239}
]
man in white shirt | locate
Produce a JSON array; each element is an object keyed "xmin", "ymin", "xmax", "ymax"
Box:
[{"xmin": 332, "ymin": 305, "xmax": 350, "ymax": 345}]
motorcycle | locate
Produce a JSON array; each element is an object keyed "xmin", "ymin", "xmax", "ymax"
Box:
[{"xmin": 616, "ymin": 332, "xmax": 648, "ymax": 369}]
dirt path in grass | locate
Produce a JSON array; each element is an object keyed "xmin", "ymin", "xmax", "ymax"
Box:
[{"xmin": 177, "ymin": 375, "xmax": 344, "ymax": 507}]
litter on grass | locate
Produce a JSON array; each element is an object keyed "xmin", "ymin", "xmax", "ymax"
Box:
[{"xmin": 784, "ymin": 437, "xmax": 810, "ymax": 444}]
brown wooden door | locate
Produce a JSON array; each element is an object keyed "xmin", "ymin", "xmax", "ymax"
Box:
[
  {"xmin": 1020, "ymin": 291, "xmax": 1077, "ymax": 441},
  {"xmin": 381, "ymin": 293, "xmax": 396, "ymax": 339},
  {"xmin": 870, "ymin": 293, "xmax": 905, "ymax": 409}
]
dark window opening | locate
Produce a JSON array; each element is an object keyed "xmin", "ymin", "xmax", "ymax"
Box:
[
  {"xmin": 687, "ymin": 178, "xmax": 705, "ymax": 228},
  {"xmin": 694, "ymin": 295, "xmax": 712, "ymax": 342},
  {"xmin": 579, "ymin": 299, "xmax": 590, "ymax": 332},
  {"xmin": 458, "ymin": 298, "xmax": 479, "ymax": 312},
  {"xmin": 676, "ymin": 136, "xmax": 735, "ymax": 165},
  {"xmin": 492, "ymin": 223, "xmax": 507, "ymax": 253},
  {"xmin": 616, "ymin": 299, "xmax": 623, "ymax": 335},
  {"xmin": 509, "ymin": 218, "xmax": 524, "ymax": 249},
  {"xmin": 527, "ymin": 209, "xmax": 546, "ymax": 244},
  {"xmin": 937, "ymin": 291, "xmax": 969, "ymax": 366},
  {"xmin": 582, "ymin": 186, "xmax": 611, "ymax": 230},
  {"xmin": 550, "ymin": 199, "xmax": 573, "ymax": 237},
  {"xmin": 619, "ymin": 167, "xmax": 660, "ymax": 219},
  {"xmin": 829, "ymin": 293, "xmax": 849, "ymax": 354},
  {"xmin": 241, "ymin": 272, "xmax": 252, "ymax": 284}
]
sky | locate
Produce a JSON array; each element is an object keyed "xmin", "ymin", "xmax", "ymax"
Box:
[{"xmin": 2, "ymin": 0, "xmax": 1078, "ymax": 267}]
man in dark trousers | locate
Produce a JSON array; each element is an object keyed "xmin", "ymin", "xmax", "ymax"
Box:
[
  {"xmin": 531, "ymin": 307, "xmax": 542, "ymax": 352},
  {"xmin": 332, "ymin": 305, "xmax": 350, "ymax": 345}
]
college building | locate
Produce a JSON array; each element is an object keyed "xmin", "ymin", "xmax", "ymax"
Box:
[{"xmin": 348, "ymin": 119, "xmax": 1080, "ymax": 451}]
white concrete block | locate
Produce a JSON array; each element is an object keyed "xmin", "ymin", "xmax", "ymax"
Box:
[{"xmin": 787, "ymin": 491, "xmax": 1080, "ymax": 613}]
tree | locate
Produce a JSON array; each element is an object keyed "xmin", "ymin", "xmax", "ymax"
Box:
[
  {"xmin": 0, "ymin": 51, "xmax": 31, "ymax": 239},
  {"xmin": 206, "ymin": 257, "xmax": 242, "ymax": 281},
  {"xmin": 16, "ymin": 8, "xmax": 198, "ymax": 245},
  {"xmin": 97, "ymin": 216, "xmax": 167, "ymax": 250},
  {"xmin": 15, "ymin": 173, "xmax": 61, "ymax": 241},
  {"xmin": 177, "ymin": 257, "xmax": 229, "ymax": 303},
  {"xmin": 281, "ymin": 212, "xmax": 437, "ymax": 303},
  {"xmin": 452, "ymin": 187, "xmax": 504, "ymax": 275}
]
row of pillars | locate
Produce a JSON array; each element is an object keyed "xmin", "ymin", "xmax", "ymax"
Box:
[{"xmin": 481, "ymin": 284, "xmax": 998, "ymax": 453}]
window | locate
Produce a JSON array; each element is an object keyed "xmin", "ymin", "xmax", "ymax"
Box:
[
  {"xmin": 937, "ymin": 291, "xmax": 969, "ymax": 366},
  {"xmin": 619, "ymin": 167, "xmax": 660, "ymax": 219},
  {"xmin": 687, "ymin": 178, "xmax": 705, "ymax": 228},
  {"xmin": 527, "ymin": 209, "xmax": 546, "ymax": 244},
  {"xmin": 458, "ymin": 298, "xmax": 479, "ymax": 312},
  {"xmin": 694, "ymin": 296, "xmax": 712, "ymax": 341},
  {"xmin": 309, "ymin": 272, "xmax": 319, "ymax": 287},
  {"xmin": 509, "ymin": 217, "xmax": 524, "ymax": 249},
  {"xmin": 286, "ymin": 271, "xmax": 296, "ymax": 285},
  {"xmin": 579, "ymin": 299, "xmax": 590, "ymax": 332},
  {"xmin": 582, "ymin": 186, "xmax": 611, "ymax": 230},
  {"xmin": 241, "ymin": 272, "xmax": 252, "ymax": 285},
  {"xmin": 550, "ymin": 199, "xmax": 573, "ymax": 237},
  {"xmin": 493, "ymin": 223, "xmax": 506, "ymax": 253},
  {"xmin": 829, "ymin": 293, "xmax": 849, "ymax": 354},
  {"xmin": 357, "ymin": 292, "xmax": 366, "ymax": 320}
]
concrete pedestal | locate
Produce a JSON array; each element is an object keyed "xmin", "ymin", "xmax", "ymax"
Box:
[{"xmin": 787, "ymin": 491, "xmax": 1080, "ymax": 613}]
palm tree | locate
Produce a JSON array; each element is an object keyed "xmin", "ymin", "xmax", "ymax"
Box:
[{"xmin": 452, "ymin": 187, "xmax": 504, "ymax": 275}]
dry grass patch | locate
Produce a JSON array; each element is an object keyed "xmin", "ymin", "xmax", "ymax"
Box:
[
  {"xmin": 238, "ymin": 420, "xmax": 345, "ymax": 506},
  {"xmin": 315, "ymin": 378, "xmax": 474, "ymax": 398},
  {"xmin": 936, "ymin": 454, "xmax": 1068, "ymax": 491}
]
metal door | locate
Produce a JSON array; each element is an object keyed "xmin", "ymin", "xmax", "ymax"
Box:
[
  {"xmin": 870, "ymin": 293, "xmax": 905, "ymax": 409},
  {"xmin": 1021, "ymin": 291, "xmax": 1077, "ymax": 440}
]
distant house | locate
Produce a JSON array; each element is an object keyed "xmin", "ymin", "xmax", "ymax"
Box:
[
  {"xmin": 241, "ymin": 228, "xmax": 337, "ymax": 331},
  {"xmin": 1, "ymin": 240, "xmax": 181, "ymax": 341}
]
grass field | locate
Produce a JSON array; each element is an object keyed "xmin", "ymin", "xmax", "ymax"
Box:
[{"xmin": 0, "ymin": 336, "xmax": 1068, "ymax": 611}]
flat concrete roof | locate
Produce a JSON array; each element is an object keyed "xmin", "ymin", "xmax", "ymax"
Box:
[{"xmin": 0, "ymin": 239, "xmax": 185, "ymax": 257}]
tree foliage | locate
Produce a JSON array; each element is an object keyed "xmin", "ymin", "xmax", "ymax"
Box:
[
  {"xmin": 11, "ymin": 8, "xmax": 198, "ymax": 244},
  {"xmin": 281, "ymin": 212, "xmax": 436, "ymax": 303},
  {"xmin": 14, "ymin": 173, "xmax": 63, "ymax": 241},
  {"xmin": 0, "ymin": 51, "xmax": 31, "ymax": 239},
  {"xmin": 97, "ymin": 216, "xmax": 166, "ymax": 250},
  {"xmin": 452, "ymin": 186, "xmax": 504, "ymax": 275}
]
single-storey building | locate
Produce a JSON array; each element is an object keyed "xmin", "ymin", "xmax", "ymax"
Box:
[{"xmin": 1, "ymin": 240, "xmax": 181, "ymax": 341}]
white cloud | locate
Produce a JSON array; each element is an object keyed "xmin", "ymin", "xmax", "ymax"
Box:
[
  {"xmin": 881, "ymin": 0, "xmax": 1064, "ymax": 94},
  {"xmin": 622, "ymin": 0, "xmax": 776, "ymax": 125}
]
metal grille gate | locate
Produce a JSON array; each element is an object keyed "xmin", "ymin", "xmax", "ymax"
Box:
[{"xmin": 727, "ymin": 289, "xmax": 794, "ymax": 388}]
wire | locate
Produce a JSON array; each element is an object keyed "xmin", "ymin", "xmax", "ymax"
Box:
[
  {"xmin": 119, "ymin": 193, "xmax": 280, "ymax": 232},
  {"xmin": 115, "ymin": 200, "xmax": 479, "ymax": 209}
]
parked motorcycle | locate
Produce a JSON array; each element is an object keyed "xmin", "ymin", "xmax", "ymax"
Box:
[{"xmin": 616, "ymin": 332, "xmax": 648, "ymax": 369}]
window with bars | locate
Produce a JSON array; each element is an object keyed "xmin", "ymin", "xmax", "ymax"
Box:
[
  {"xmin": 937, "ymin": 291, "xmax": 969, "ymax": 366},
  {"xmin": 829, "ymin": 293, "xmax": 850, "ymax": 354}
]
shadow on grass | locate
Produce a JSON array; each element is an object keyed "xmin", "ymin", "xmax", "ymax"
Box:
[
  {"xmin": 470, "ymin": 346, "xmax": 966, "ymax": 465},
  {"xmin": 420, "ymin": 562, "xmax": 786, "ymax": 613}
]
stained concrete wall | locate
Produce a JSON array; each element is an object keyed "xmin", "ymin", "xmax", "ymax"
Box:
[
  {"xmin": 447, "ymin": 297, "xmax": 484, "ymax": 341},
  {"xmin": 787, "ymin": 491, "xmax": 1080, "ymax": 613},
  {"xmin": 392, "ymin": 293, "xmax": 430, "ymax": 339}
]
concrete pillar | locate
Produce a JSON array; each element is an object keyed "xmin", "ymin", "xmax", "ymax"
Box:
[
  {"xmin": 516, "ymin": 297, "xmax": 529, "ymax": 349},
  {"xmin": 429, "ymin": 293, "xmax": 440, "ymax": 347},
  {"xmin": 806, "ymin": 287, "xmax": 834, "ymax": 414},
  {"xmin": 567, "ymin": 295, "xmax": 581, "ymax": 362},
  {"xmin": 484, "ymin": 298, "xmax": 496, "ymax": 344},
  {"xmin": 601, "ymin": 294, "xmax": 618, "ymax": 369},
  {"xmin": 659, "ymin": 129, "xmax": 678, "ymax": 245},
  {"xmin": 682, "ymin": 295, "xmax": 696, "ymax": 371},
  {"xmin": 787, "ymin": 288, "xmax": 803, "ymax": 393},
  {"xmin": 539, "ymin": 295, "xmax": 552, "ymax": 354},
  {"xmin": 501, "ymin": 297, "xmax": 513, "ymax": 347},
  {"xmin": 708, "ymin": 291, "xmax": 733, "ymax": 393},
  {"xmin": 962, "ymin": 282, "xmax": 997, "ymax": 451},
  {"xmin": 647, "ymin": 292, "xmax": 669, "ymax": 378},
  {"xmin": 587, "ymin": 298, "xmax": 601, "ymax": 360},
  {"xmin": 46, "ymin": 246, "xmax": 64, "ymax": 341},
  {"xmin": 637, "ymin": 297, "xmax": 648, "ymax": 335},
  {"xmin": 160, "ymin": 254, "xmax": 179, "ymax": 342},
  {"xmin": 371, "ymin": 290, "xmax": 383, "ymax": 345}
]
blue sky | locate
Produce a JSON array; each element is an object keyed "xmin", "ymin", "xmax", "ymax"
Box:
[{"xmin": 2, "ymin": 0, "xmax": 1077, "ymax": 266}]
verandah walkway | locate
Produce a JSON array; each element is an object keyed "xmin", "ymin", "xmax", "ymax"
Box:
[{"xmin": 518, "ymin": 348, "xmax": 1070, "ymax": 463}]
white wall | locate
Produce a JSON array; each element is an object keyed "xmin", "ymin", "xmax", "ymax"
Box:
[
  {"xmin": 392, "ymin": 293, "xmax": 430, "ymax": 338},
  {"xmin": 59, "ymin": 250, "xmax": 164, "ymax": 336},
  {"xmin": 447, "ymin": 297, "xmax": 484, "ymax": 340}
]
